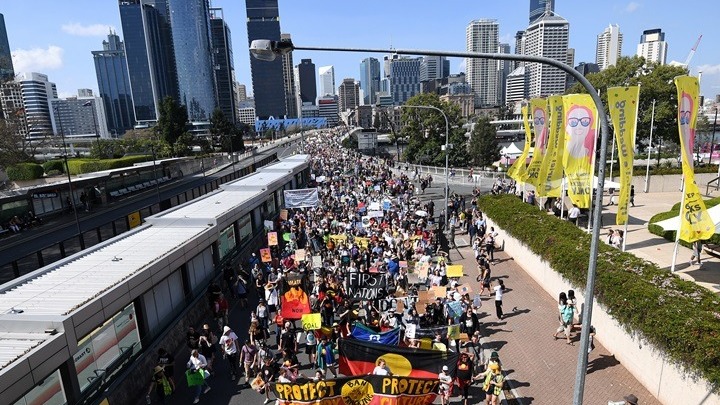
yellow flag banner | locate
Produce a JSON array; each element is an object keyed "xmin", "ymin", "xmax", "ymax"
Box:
[
  {"xmin": 525, "ymin": 98, "xmax": 549, "ymax": 188},
  {"xmin": 674, "ymin": 76, "xmax": 715, "ymax": 242},
  {"xmin": 508, "ymin": 105, "xmax": 533, "ymax": 182},
  {"xmin": 561, "ymin": 94, "xmax": 598, "ymax": 208},
  {"xmin": 537, "ymin": 95, "xmax": 565, "ymax": 197},
  {"xmin": 608, "ymin": 86, "xmax": 639, "ymax": 224}
]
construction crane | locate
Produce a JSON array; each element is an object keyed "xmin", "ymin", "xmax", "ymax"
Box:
[{"xmin": 684, "ymin": 34, "xmax": 703, "ymax": 67}]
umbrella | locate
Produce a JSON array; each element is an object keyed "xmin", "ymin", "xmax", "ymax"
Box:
[{"xmin": 415, "ymin": 210, "xmax": 428, "ymax": 217}]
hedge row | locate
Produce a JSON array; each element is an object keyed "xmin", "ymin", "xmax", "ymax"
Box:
[
  {"xmin": 478, "ymin": 194, "xmax": 720, "ymax": 388},
  {"xmin": 647, "ymin": 196, "xmax": 720, "ymax": 248},
  {"xmin": 66, "ymin": 155, "xmax": 152, "ymax": 175},
  {"xmin": 42, "ymin": 160, "xmax": 65, "ymax": 174},
  {"xmin": 6, "ymin": 163, "xmax": 44, "ymax": 181}
]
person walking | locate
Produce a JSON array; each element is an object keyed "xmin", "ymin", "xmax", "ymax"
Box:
[
  {"xmin": 437, "ymin": 365, "xmax": 453, "ymax": 405},
  {"xmin": 219, "ymin": 326, "xmax": 240, "ymax": 380},
  {"xmin": 156, "ymin": 348, "xmax": 176, "ymax": 392},
  {"xmin": 475, "ymin": 362, "xmax": 504, "ymax": 405},
  {"xmin": 690, "ymin": 240, "xmax": 704, "ymax": 266},
  {"xmin": 186, "ymin": 350, "xmax": 211, "ymax": 404},
  {"xmin": 455, "ymin": 352, "xmax": 474, "ymax": 405},
  {"xmin": 553, "ymin": 292, "xmax": 574, "ymax": 345},
  {"xmin": 239, "ymin": 339, "xmax": 259, "ymax": 386},
  {"xmin": 316, "ymin": 336, "xmax": 338, "ymax": 378},
  {"xmin": 147, "ymin": 365, "xmax": 173, "ymax": 404}
]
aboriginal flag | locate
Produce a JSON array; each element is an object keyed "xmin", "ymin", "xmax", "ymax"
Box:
[{"xmin": 339, "ymin": 338, "xmax": 458, "ymax": 379}]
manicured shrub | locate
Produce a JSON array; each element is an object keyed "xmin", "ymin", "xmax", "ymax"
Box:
[
  {"xmin": 42, "ymin": 160, "xmax": 65, "ymax": 174},
  {"xmin": 648, "ymin": 196, "xmax": 720, "ymax": 248},
  {"xmin": 478, "ymin": 194, "xmax": 720, "ymax": 388},
  {"xmin": 6, "ymin": 163, "xmax": 44, "ymax": 181},
  {"xmin": 66, "ymin": 155, "xmax": 152, "ymax": 174}
]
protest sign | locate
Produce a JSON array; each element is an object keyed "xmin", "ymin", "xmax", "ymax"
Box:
[
  {"xmin": 456, "ymin": 284, "xmax": 473, "ymax": 295},
  {"xmin": 264, "ymin": 220, "xmax": 274, "ymax": 231},
  {"xmin": 312, "ymin": 255, "xmax": 322, "ymax": 268},
  {"xmin": 447, "ymin": 324, "xmax": 460, "ymax": 340},
  {"xmin": 446, "ymin": 265, "xmax": 463, "ymax": 278},
  {"xmin": 346, "ymin": 272, "xmax": 387, "ymax": 301},
  {"xmin": 431, "ymin": 286, "xmax": 446, "ymax": 299},
  {"xmin": 279, "ymin": 209, "xmax": 288, "ymax": 220},
  {"xmin": 301, "ymin": 313, "xmax": 321, "ymax": 330},
  {"xmin": 294, "ymin": 249, "xmax": 306, "ymax": 262},
  {"xmin": 260, "ymin": 248, "xmax": 272, "ymax": 263},
  {"xmin": 405, "ymin": 323, "xmax": 416, "ymax": 339},
  {"xmin": 267, "ymin": 232, "xmax": 278, "ymax": 246},
  {"xmin": 284, "ymin": 188, "xmax": 319, "ymax": 208}
]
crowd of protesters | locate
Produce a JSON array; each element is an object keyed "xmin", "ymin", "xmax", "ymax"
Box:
[{"xmin": 148, "ymin": 131, "xmax": 510, "ymax": 405}]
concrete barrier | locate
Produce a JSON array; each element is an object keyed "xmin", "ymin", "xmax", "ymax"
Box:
[{"xmin": 485, "ymin": 216, "xmax": 719, "ymax": 405}]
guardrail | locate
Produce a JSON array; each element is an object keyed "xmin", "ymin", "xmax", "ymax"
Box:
[{"xmin": 397, "ymin": 162, "xmax": 509, "ymax": 187}]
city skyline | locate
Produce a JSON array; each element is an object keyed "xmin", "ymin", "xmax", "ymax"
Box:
[{"xmin": 3, "ymin": 1, "xmax": 720, "ymax": 104}]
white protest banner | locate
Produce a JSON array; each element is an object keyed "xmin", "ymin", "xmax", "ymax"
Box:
[
  {"xmin": 284, "ymin": 188, "xmax": 319, "ymax": 208},
  {"xmin": 405, "ymin": 323, "xmax": 416, "ymax": 339}
]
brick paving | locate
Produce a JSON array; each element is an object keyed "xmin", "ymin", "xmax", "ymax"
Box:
[{"xmin": 449, "ymin": 241, "xmax": 661, "ymax": 405}]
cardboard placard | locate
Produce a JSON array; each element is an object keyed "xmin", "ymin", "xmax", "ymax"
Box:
[
  {"xmin": 399, "ymin": 261, "xmax": 408, "ymax": 268},
  {"xmin": 446, "ymin": 265, "xmax": 463, "ymax": 278},
  {"xmin": 405, "ymin": 323, "xmax": 416, "ymax": 339},
  {"xmin": 447, "ymin": 324, "xmax": 461, "ymax": 340},
  {"xmin": 312, "ymin": 255, "xmax": 322, "ymax": 268},
  {"xmin": 417, "ymin": 291, "xmax": 434, "ymax": 314},
  {"xmin": 267, "ymin": 232, "xmax": 278, "ymax": 246},
  {"xmin": 458, "ymin": 333, "xmax": 469, "ymax": 341},
  {"xmin": 456, "ymin": 284, "xmax": 473, "ymax": 295},
  {"xmin": 295, "ymin": 249, "xmax": 306, "ymax": 262},
  {"xmin": 415, "ymin": 262, "xmax": 429, "ymax": 279},
  {"xmin": 260, "ymin": 248, "xmax": 272, "ymax": 263},
  {"xmin": 301, "ymin": 313, "xmax": 322, "ymax": 330},
  {"xmin": 264, "ymin": 220, "xmax": 274, "ymax": 231},
  {"xmin": 330, "ymin": 234, "xmax": 347, "ymax": 242},
  {"xmin": 431, "ymin": 286, "xmax": 446, "ymax": 299}
]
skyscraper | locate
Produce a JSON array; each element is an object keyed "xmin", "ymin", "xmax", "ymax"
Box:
[
  {"xmin": 0, "ymin": 81, "xmax": 26, "ymax": 136},
  {"xmin": 210, "ymin": 8, "xmax": 236, "ymax": 123},
  {"xmin": 319, "ymin": 65, "xmax": 336, "ymax": 97},
  {"xmin": 50, "ymin": 90, "xmax": 109, "ymax": 138},
  {"xmin": 0, "ymin": 13, "xmax": 14, "ymax": 82},
  {"xmin": 93, "ymin": 32, "xmax": 134, "ymax": 135},
  {"xmin": 529, "ymin": 0, "xmax": 553, "ymax": 24},
  {"xmin": 168, "ymin": 0, "xmax": 216, "ymax": 122},
  {"xmin": 419, "ymin": 56, "xmax": 449, "ymax": 83},
  {"xmin": 297, "ymin": 59, "xmax": 317, "ymax": 105},
  {"xmin": 596, "ymin": 24, "xmax": 623, "ymax": 70},
  {"xmin": 523, "ymin": 8, "xmax": 569, "ymax": 98},
  {"xmin": 387, "ymin": 55, "xmax": 421, "ymax": 105},
  {"xmin": 281, "ymin": 33, "xmax": 297, "ymax": 118},
  {"xmin": 16, "ymin": 72, "xmax": 57, "ymax": 138},
  {"xmin": 338, "ymin": 78, "xmax": 359, "ymax": 113},
  {"xmin": 497, "ymin": 43, "xmax": 511, "ymax": 105},
  {"xmin": 119, "ymin": 0, "xmax": 177, "ymax": 123},
  {"xmin": 466, "ymin": 19, "xmax": 500, "ymax": 107},
  {"xmin": 359, "ymin": 57, "xmax": 380, "ymax": 105},
  {"xmin": 636, "ymin": 28, "xmax": 667, "ymax": 65},
  {"xmin": 246, "ymin": 0, "xmax": 286, "ymax": 119}
]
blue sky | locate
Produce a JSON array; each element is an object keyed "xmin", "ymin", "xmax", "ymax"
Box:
[{"xmin": 3, "ymin": 0, "xmax": 719, "ymax": 100}]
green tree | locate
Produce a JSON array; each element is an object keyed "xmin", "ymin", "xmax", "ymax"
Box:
[
  {"xmin": 155, "ymin": 96, "xmax": 188, "ymax": 146},
  {"xmin": 467, "ymin": 117, "xmax": 500, "ymax": 167},
  {"xmin": 0, "ymin": 117, "xmax": 34, "ymax": 169},
  {"xmin": 567, "ymin": 56, "xmax": 688, "ymax": 148},
  {"xmin": 173, "ymin": 132, "xmax": 194, "ymax": 157},
  {"xmin": 400, "ymin": 93, "xmax": 465, "ymax": 166},
  {"xmin": 89, "ymin": 139, "xmax": 125, "ymax": 159},
  {"xmin": 121, "ymin": 128, "xmax": 172, "ymax": 158}
]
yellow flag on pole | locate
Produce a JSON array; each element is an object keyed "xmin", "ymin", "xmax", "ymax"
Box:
[
  {"xmin": 674, "ymin": 75, "xmax": 715, "ymax": 242},
  {"xmin": 608, "ymin": 86, "xmax": 639, "ymax": 225},
  {"xmin": 537, "ymin": 95, "xmax": 565, "ymax": 197},
  {"xmin": 561, "ymin": 94, "xmax": 598, "ymax": 208},
  {"xmin": 508, "ymin": 105, "xmax": 533, "ymax": 182},
  {"xmin": 524, "ymin": 98, "xmax": 549, "ymax": 188}
]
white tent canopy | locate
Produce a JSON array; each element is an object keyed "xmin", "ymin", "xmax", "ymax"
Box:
[
  {"xmin": 500, "ymin": 143, "xmax": 523, "ymax": 157},
  {"xmin": 654, "ymin": 204, "xmax": 720, "ymax": 233}
]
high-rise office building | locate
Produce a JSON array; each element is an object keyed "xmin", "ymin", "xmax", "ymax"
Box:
[
  {"xmin": 50, "ymin": 90, "xmax": 109, "ymax": 138},
  {"xmin": 210, "ymin": 8, "xmax": 236, "ymax": 124},
  {"xmin": 16, "ymin": 72, "xmax": 56, "ymax": 138},
  {"xmin": 566, "ymin": 62, "xmax": 600, "ymax": 89},
  {"xmin": 529, "ymin": 0, "xmax": 553, "ymax": 24},
  {"xmin": 636, "ymin": 28, "xmax": 667, "ymax": 65},
  {"xmin": 338, "ymin": 78, "xmax": 359, "ymax": 113},
  {"xmin": 168, "ymin": 0, "xmax": 216, "ymax": 122},
  {"xmin": 0, "ymin": 81, "xmax": 27, "ymax": 136},
  {"xmin": 297, "ymin": 58, "xmax": 317, "ymax": 105},
  {"xmin": 281, "ymin": 33, "xmax": 297, "ymax": 118},
  {"xmin": 505, "ymin": 66, "xmax": 528, "ymax": 104},
  {"xmin": 318, "ymin": 65, "xmax": 336, "ymax": 97},
  {"xmin": 119, "ymin": 0, "xmax": 177, "ymax": 123},
  {"xmin": 93, "ymin": 32, "xmax": 134, "ymax": 136},
  {"xmin": 523, "ymin": 7, "xmax": 569, "ymax": 98},
  {"xmin": 0, "ymin": 13, "xmax": 14, "ymax": 82},
  {"xmin": 596, "ymin": 24, "xmax": 623, "ymax": 70},
  {"xmin": 497, "ymin": 43, "xmax": 511, "ymax": 105},
  {"xmin": 466, "ymin": 19, "xmax": 500, "ymax": 107},
  {"xmin": 317, "ymin": 95, "xmax": 339, "ymax": 126},
  {"xmin": 419, "ymin": 56, "xmax": 449, "ymax": 83},
  {"xmin": 246, "ymin": 0, "xmax": 286, "ymax": 119},
  {"xmin": 359, "ymin": 57, "xmax": 380, "ymax": 105},
  {"xmin": 235, "ymin": 82, "xmax": 247, "ymax": 102},
  {"xmin": 387, "ymin": 55, "xmax": 421, "ymax": 105}
]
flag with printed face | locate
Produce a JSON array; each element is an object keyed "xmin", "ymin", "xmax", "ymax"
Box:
[
  {"xmin": 508, "ymin": 104, "xmax": 533, "ymax": 182},
  {"xmin": 537, "ymin": 95, "xmax": 565, "ymax": 197},
  {"xmin": 608, "ymin": 86, "xmax": 639, "ymax": 224},
  {"xmin": 562, "ymin": 94, "xmax": 598, "ymax": 208},
  {"xmin": 674, "ymin": 76, "xmax": 715, "ymax": 242},
  {"xmin": 524, "ymin": 99, "xmax": 549, "ymax": 188}
]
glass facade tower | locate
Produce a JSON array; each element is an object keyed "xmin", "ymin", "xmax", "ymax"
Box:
[
  {"xmin": 93, "ymin": 33, "xmax": 134, "ymax": 135},
  {"xmin": 297, "ymin": 59, "xmax": 316, "ymax": 105},
  {"xmin": 246, "ymin": 0, "xmax": 286, "ymax": 119},
  {"xmin": 168, "ymin": 0, "xmax": 216, "ymax": 122},
  {"xmin": 210, "ymin": 8, "xmax": 236, "ymax": 123},
  {"xmin": 0, "ymin": 13, "xmax": 14, "ymax": 82},
  {"xmin": 359, "ymin": 57, "xmax": 380, "ymax": 106}
]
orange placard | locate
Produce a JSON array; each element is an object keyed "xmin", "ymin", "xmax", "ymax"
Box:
[
  {"xmin": 260, "ymin": 248, "xmax": 272, "ymax": 263},
  {"xmin": 268, "ymin": 232, "xmax": 278, "ymax": 246}
]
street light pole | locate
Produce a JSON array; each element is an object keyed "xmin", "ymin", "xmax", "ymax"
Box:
[
  {"xmin": 399, "ymin": 104, "xmax": 450, "ymax": 228},
  {"xmin": 250, "ymin": 40, "xmax": 610, "ymax": 404}
]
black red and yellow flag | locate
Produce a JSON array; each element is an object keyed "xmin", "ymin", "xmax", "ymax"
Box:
[
  {"xmin": 272, "ymin": 375, "xmax": 438, "ymax": 405},
  {"xmin": 338, "ymin": 339, "xmax": 458, "ymax": 379}
]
